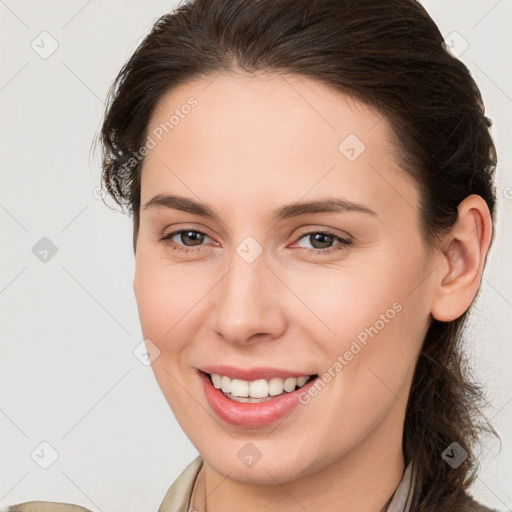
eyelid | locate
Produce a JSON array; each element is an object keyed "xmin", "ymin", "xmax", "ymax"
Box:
[
  {"xmin": 293, "ymin": 225, "xmax": 352, "ymax": 241},
  {"xmin": 161, "ymin": 223, "xmax": 215, "ymax": 240}
]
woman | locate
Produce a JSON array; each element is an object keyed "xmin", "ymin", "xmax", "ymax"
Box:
[{"xmin": 9, "ymin": 0, "xmax": 503, "ymax": 510}]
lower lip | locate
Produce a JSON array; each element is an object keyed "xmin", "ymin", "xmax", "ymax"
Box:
[{"xmin": 199, "ymin": 371, "xmax": 318, "ymax": 428}]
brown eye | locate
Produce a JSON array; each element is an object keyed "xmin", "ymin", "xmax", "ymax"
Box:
[
  {"xmin": 294, "ymin": 230, "xmax": 352, "ymax": 255},
  {"xmin": 160, "ymin": 229, "xmax": 213, "ymax": 252},
  {"xmin": 176, "ymin": 230, "xmax": 206, "ymax": 246},
  {"xmin": 303, "ymin": 232, "xmax": 336, "ymax": 249}
]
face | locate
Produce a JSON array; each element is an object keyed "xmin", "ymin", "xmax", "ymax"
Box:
[{"xmin": 133, "ymin": 72, "xmax": 436, "ymax": 483}]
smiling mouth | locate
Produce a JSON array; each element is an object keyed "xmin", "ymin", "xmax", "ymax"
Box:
[{"xmin": 203, "ymin": 371, "xmax": 319, "ymax": 403}]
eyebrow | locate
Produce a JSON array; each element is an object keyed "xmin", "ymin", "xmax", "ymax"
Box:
[{"xmin": 142, "ymin": 193, "xmax": 377, "ymax": 221}]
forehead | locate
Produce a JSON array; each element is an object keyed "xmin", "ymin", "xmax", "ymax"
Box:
[
  {"xmin": 140, "ymin": 71, "xmax": 418, "ymax": 220},
  {"xmin": 148, "ymin": 71, "xmax": 388, "ymax": 148}
]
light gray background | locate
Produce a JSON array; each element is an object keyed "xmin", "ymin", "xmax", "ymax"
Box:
[{"xmin": 1, "ymin": 1, "xmax": 511, "ymax": 511}]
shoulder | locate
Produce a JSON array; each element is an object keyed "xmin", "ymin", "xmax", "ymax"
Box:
[
  {"xmin": 457, "ymin": 491, "xmax": 503, "ymax": 512},
  {"xmin": 6, "ymin": 501, "xmax": 93, "ymax": 512},
  {"xmin": 158, "ymin": 455, "xmax": 204, "ymax": 512}
]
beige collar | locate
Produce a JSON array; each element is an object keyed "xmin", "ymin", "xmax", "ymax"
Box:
[{"xmin": 158, "ymin": 456, "xmax": 203, "ymax": 512}]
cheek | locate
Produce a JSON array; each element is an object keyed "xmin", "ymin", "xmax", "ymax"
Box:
[
  {"xmin": 133, "ymin": 251, "xmax": 200, "ymax": 354},
  {"xmin": 295, "ymin": 245, "xmax": 429, "ymax": 389},
  {"xmin": 133, "ymin": 255, "xmax": 201, "ymax": 414},
  {"xmin": 292, "ymin": 257, "xmax": 419, "ymax": 347}
]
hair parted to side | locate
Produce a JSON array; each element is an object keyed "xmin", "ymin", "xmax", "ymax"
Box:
[{"xmin": 96, "ymin": 1, "xmax": 499, "ymax": 510}]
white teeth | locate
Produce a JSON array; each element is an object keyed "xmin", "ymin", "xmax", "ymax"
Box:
[
  {"xmin": 211, "ymin": 374, "xmax": 222, "ymax": 389},
  {"xmin": 283, "ymin": 377, "xmax": 297, "ymax": 392},
  {"xmin": 221, "ymin": 376, "xmax": 231, "ymax": 394},
  {"xmin": 209, "ymin": 373, "xmax": 312, "ymax": 399},
  {"xmin": 249, "ymin": 379, "xmax": 268, "ymax": 398},
  {"xmin": 268, "ymin": 377, "xmax": 284, "ymax": 396},
  {"xmin": 296, "ymin": 376, "xmax": 309, "ymax": 387},
  {"xmin": 230, "ymin": 379, "xmax": 249, "ymax": 397}
]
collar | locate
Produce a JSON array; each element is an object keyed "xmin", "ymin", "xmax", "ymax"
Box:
[
  {"xmin": 158, "ymin": 456, "xmax": 415, "ymax": 512},
  {"xmin": 386, "ymin": 462, "xmax": 415, "ymax": 512}
]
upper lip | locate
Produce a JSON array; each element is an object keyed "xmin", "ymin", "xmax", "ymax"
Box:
[{"xmin": 199, "ymin": 365, "xmax": 317, "ymax": 381}]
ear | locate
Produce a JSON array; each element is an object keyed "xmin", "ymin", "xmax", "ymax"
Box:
[{"xmin": 430, "ymin": 194, "xmax": 493, "ymax": 322}]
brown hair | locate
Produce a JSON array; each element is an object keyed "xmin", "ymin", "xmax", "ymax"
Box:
[{"xmin": 97, "ymin": 0, "xmax": 499, "ymax": 509}]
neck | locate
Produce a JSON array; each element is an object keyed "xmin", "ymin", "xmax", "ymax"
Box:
[{"xmin": 191, "ymin": 399, "xmax": 407, "ymax": 512}]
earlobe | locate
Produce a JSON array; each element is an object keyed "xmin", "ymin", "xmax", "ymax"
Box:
[{"xmin": 430, "ymin": 194, "xmax": 492, "ymax": 322}]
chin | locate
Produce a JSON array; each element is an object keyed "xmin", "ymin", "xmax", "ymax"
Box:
[{"xmin": 195, "ymin": 436, "xmax": 334, "ymax": 485}]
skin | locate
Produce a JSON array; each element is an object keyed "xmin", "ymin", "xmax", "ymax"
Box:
[{"xmin": 132, "ymin": 71, "xmax": 492, "ymax": 512}]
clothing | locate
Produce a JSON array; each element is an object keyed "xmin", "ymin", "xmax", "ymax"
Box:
[
  {"xmin": 157, "ymin": 455, "xmax": 415, "ymax": 512},
  {"xmin": 7, "ymin": 456, "xmax": 502, "ymax": 512},
  {"xmin": 158, "ymin": 456, "xmax": 502, "ymax": 512},
  {"xmin": 6, "ymin": 504, "xmax": 92, "ymax": 512}
]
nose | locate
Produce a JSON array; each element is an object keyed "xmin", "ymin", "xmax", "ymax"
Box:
[{"xmin": 210, "ymin": 249, "xmax": 287, "ymax": 346}]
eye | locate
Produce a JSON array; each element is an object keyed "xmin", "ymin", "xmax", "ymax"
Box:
[
  {"xmin": 160, "ymin": 229, "xmax": 214, "ymax": 253},
  {"xmin": 293, "ymin": 230, "xmax": 352, "ymax": 255},
  {"xmin": 160, "ymin": 228, "xmax": 352, "ymax": 256}
]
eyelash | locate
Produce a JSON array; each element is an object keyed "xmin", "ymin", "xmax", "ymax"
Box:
[{"xmin": 159, "ymin": 228, "xmax": 352, "ymax": 256}]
